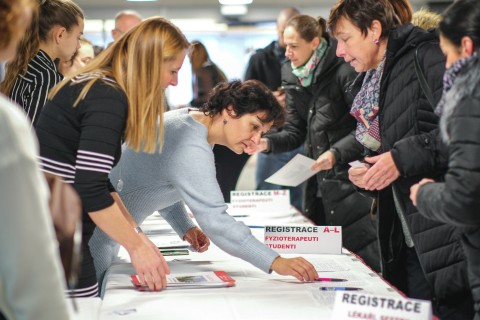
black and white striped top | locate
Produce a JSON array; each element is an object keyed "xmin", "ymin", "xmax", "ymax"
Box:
[
  {"xmin": 9, "ymin": 50, "xmax": 63, "ymax": 127},
  {"xmin": 36, "ymin": 73, "xmax": 128, "ymax": 220}
]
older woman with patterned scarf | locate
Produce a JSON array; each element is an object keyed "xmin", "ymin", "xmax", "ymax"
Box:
[
  {"xmin": 246, "ymin": 14, "xmax": 380, "ymax": 272},
  {"xmin": 328, "ymin": 0, "xmax": 474, "ymax": 318}
]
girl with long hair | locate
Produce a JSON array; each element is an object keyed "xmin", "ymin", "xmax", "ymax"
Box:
[
  {"xmin": 35, "ymin": 16, "xmax": 190, "ymax": 297},
  {"xmin": 1, "ymin": 0, "xmax": 84, "ymax": 126}
]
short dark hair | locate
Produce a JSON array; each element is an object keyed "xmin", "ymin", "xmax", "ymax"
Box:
[
  {"xmin": 328, "ymin": 0, "xmax": 409, "ymax": 39},
  {"xmin": 202, "ymin": 80, "xmax": 285, "ymax": 128},
  {"xmin": 440, "ymin": 0, "xmax": 480, "ymax": 49}
]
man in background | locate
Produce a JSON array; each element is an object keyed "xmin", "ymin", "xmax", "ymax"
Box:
[
  {"xmin": 111, "ymin": 10, "xmax": 142, "ymax": 41},
  {"xmin": 244, "ymin": 7, "xmax": 303, "ymax": 211}
]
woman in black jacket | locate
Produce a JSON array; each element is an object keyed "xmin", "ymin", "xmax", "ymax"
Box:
[
  {"xmin": 246, "ymin": 15, "xmax": 379, "ymax": 271},
  {"xmin": 410, "ymin": 0, "xmax": 480, "ymax": 318},
  {"xmin": 328, "ymin": 0, "xmax": 473, "ymax": 318}
]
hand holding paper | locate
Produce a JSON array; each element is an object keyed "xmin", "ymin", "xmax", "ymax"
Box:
[
  {"xmin": 245, "ymin": 138, "xmax": 268, "ymax": 155},
  {"xmin": 311, "ymin": 150, "xmax": 336, "ymax": 171},
  {"xmin": 265, "ymin": 154, "xmax": 321, "ymax": 187}
]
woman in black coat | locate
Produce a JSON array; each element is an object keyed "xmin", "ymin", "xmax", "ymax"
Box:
[
  {"xmin": 328, "ymin": 0, "xmax": 473, "ymax": 318},
  {"xmin": 246, "ymin": 15, "xmax": 379, "ymax": 271},
  {"xmin": 410, "ymin": 1, "xmax": 480, "ymax": 318}
]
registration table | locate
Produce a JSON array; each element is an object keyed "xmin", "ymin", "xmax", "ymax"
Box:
[{"xmin": 96, "ymin": 206, "xmax": 404, "ymax": 320}]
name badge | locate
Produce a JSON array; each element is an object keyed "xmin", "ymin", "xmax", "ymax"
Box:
[
  {"xmin": 331, "ymin": 292, "xmax": 432, "ymax": 320},
  {"xmin": 264, "ymin": 225, "xmax": 342, "ymax": 254},
  {"xmin": 230, "ymin": 190, "xmax": 290, "ymax": 214}
]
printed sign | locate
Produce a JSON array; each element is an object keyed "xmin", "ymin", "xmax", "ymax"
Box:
[
  {"xmin": 230, "ymin": 190, "xmax": 290, "ymax": 214},
  {"xmin": 331, "ymin": 292, "xmax": 432, "ymax": 320},
  {"xmin": 264, "ymin": 225, "xmax": 342, "ymax": 254}
]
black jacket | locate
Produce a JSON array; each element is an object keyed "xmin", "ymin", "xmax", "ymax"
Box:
[
  {"xmin": 265, "ymin": 38, "xmax": 379, "ymax": 271},
  {"xmin": 417, "ymin": 53, "xmax": 480, "ymax": 318},
  {"xmin": 358, "ymin": 23, "xmax": 471, "ymax": 310},
  {"xmin": 244, "ymin": 41, "xmax": 283, "ymax": 91}
]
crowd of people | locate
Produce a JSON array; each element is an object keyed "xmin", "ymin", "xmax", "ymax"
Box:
[{"xmin": 0, "ymin": 0, "xmax": 479, "ymax": 319}]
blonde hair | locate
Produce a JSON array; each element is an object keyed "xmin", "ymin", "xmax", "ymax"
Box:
[
  {"xmin": 412, "ymin": 7, "xmax": 442, "ymax": 30},
  {"xmin": 50, "ymin": 16, "xmax": 189, "ymax": 153},
  {"xmin": 0, "ymin": 0, "xmax": 84, "ymax": 95}
]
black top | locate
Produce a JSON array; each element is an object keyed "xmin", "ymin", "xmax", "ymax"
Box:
[
  {"xmin": 36, "ymin": 74, "xmax": 128, "ymax": 235},
  {"xmin": 10, "ymin": 50, "xmax": 63, "ymax": 126},
  {"xmin": 244, "ymin": 41, "xmax": 284, "ymax": 91}
]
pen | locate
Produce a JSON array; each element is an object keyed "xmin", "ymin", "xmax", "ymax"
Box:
[
  {"xmin": 232, "ymin": 214, "xmax": 249, "ymax": 218},
  {"xmin": 320, "ymin": 287, "xmax": 362, "ymax": 291},
  {"xmin": 247, "ymin": 225, "xmax": 265, "ymax": 229},
  {"xmin": 315, "ymin": 278, "xmax": 347, "ymax": 282}
]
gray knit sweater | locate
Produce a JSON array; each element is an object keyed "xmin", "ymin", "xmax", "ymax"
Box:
[{"xmin": 89, "ymin": 108, "xmax": 279, "ymax": 280}]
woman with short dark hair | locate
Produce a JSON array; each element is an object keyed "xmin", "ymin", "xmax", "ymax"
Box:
[{"xmin": 89, "ymin": 80, "xmax": 319, "ymax": 284}]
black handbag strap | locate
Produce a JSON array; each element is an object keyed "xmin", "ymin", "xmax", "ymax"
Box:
[{"xmin": 414, "ymin": 45, "xmax": 436, "ymax": 109}]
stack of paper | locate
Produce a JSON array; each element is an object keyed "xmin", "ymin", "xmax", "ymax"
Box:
[{"xmin": 131, "ymin": 271, "xmax": 236, "ymax": 290}]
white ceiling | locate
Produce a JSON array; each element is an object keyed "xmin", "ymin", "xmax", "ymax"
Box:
[{"xmin": 74, "ymin": 0, "xmax": 450, "ymax": 22}]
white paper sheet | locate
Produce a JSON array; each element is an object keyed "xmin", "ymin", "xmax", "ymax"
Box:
[{"xmin": 265, "ymin": 154, "xmax": 320, "ymax": 187}]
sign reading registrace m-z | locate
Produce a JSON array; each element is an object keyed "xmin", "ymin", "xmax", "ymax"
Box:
[{"xmin": 264, "ymin": 225, "xmax": 342, "ymax": 254}]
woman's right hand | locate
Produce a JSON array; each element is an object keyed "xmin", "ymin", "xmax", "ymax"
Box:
[
  {"xmin": 271, "ymin": 256, "xmax": 318, "ymax": 281},
  {"xmin": 128, "ymin": 236, "xmax": 170, "ymax": 291},
  {"xmin": 245, "ymin": 137, "xmax": 268, "ymax": 155}
]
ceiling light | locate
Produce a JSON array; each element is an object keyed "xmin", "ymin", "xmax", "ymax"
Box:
[
  {"xmin": 221, "ymin": 5, "xmax": 248, "ymax": 16},
  {"xmin": 219, "ymin": 0, "xmax": 253, "ymax": 5}
]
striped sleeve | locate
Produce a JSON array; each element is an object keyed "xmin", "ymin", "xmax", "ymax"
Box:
[
  {"xmin": 73, "ymin": 83, "xmax": 128, "ymax": 213},
  {"xmin": 9, "ymin": 51, "xmax": 62, "ymax": 127}
]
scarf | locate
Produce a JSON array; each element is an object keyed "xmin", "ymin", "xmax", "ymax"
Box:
[
  {"xmin": 350, "ymin": 55, "xmax": 386, "ymax": 151},
  {"xmin": 291, "ymin": 38, "xmax": 328, "ymax": 87},
  {"xmin": 439, "ymin": 51, "xmax": 479, "ymax": 143},
  {"xmin": 435, "ymin": 52, "xmax": 477, "ymax": 116}
]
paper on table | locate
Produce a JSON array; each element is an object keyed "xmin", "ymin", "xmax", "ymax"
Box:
[
  {"xmin": 265, "ymin": 154, "xmax": 320, "ymax": 187},
  {"xmin": 131, "ymin": 271, "xmax": 236, "ymax": 290}
]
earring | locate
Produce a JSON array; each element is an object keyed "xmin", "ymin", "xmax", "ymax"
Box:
[
  {"xmin": 374, "ymin": 39, "xmax": 380, "ymax": 45},
  {"xmin": 223, "ymin": 119, "xmax": 228, "ymax": 125}
]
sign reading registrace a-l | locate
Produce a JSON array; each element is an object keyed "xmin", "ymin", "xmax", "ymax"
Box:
[{"xmin": 264, "ymin": 225, "xmax": 342, "ymax": 254}]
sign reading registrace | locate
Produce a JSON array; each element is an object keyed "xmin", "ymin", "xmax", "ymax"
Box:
[
  {"xmin": 264, "ymin": 225, "xmax": 342, "ymax": 254},
  {"xmin": 331, "ymin": 292, "xmax": 432, "ymax": 320},
  {"xmin": 230, "ymin": 190, "xmax": 290, "ymax": 214}
]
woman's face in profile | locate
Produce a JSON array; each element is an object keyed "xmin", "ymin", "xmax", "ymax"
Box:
[
  {"xmin": 439, "ymin": 33, "xmax": 467, "ymax": 69},
  {"xmin": 222, "ymin": 108, "xmax": 273, "ymax": 155},
  {"xmin": 284, "ymin": 26, "xmax": 319, "ymax": 68},
  {"xmin": 333, "ymin": 17, "xmax": 381, "ymax": 72},
  {"xmin": 161, "ymin": 49, "xmax": 187, "ymax": 89}
]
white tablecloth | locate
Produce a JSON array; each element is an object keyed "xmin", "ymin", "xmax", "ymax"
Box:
[{"xmin": 97, "ymin": 207, "xmax": 402, "ymax": 320}]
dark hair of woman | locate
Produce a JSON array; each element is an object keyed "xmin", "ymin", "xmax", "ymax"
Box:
[
  {"xmin": 201, "ymin": 79, "xmax": 285, "ymax": 128},
  {"xmin": 328, "ymin": 0, "xmax": 411, "ymax": 38},
  {"xmin": 439, "ymin": 0, "xmax": 480, "ymax": 48}
]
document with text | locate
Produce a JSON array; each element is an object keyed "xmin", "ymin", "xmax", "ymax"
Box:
[{"xmin": 265, "ymin": 154, "xmax": 320, "ymax": 187}]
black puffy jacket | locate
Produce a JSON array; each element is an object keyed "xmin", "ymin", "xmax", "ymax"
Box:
[
  {"xmin": 266, "ymin": 38, "xmax": 379, "ymax": 271},
  {"xmin": 416, "ymin": 52, "xmax": 480, "ymax": 319},
  {"xmin": 358, "ymin": 23, "xmax": 471, "ymax": 313}
]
